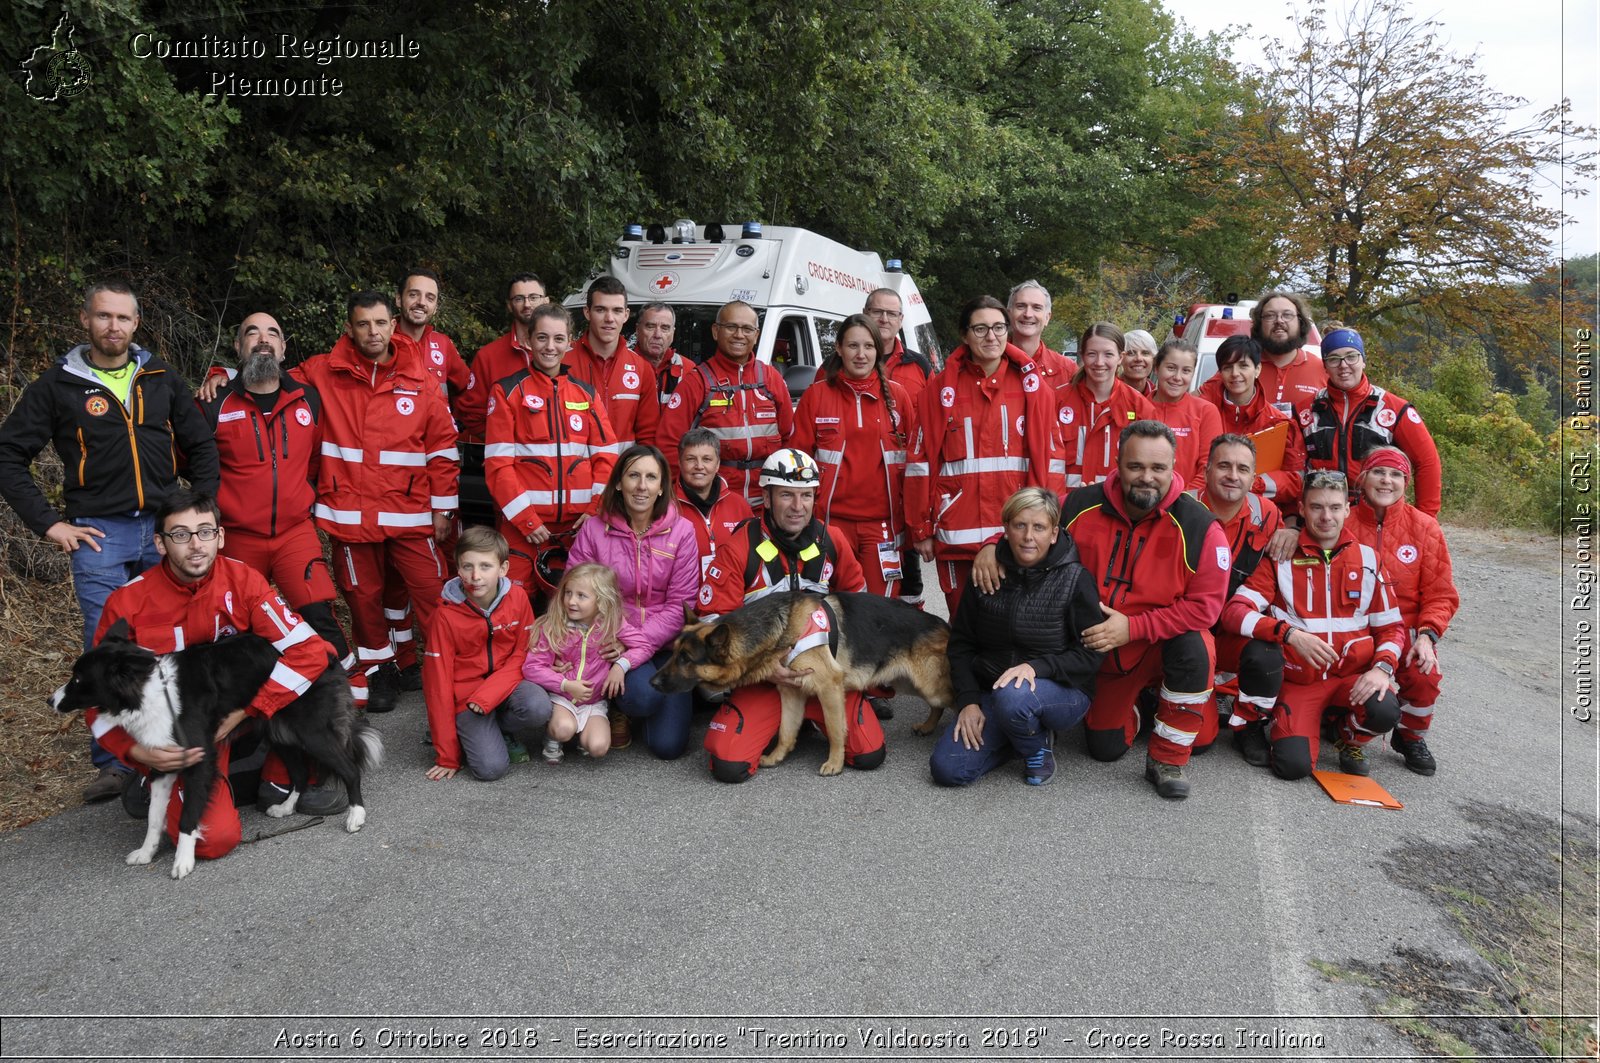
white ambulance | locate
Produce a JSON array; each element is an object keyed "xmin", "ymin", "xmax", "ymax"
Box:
[{"xmin": 563, "ymin": 220, "xmax": 943, "ymax": 397}]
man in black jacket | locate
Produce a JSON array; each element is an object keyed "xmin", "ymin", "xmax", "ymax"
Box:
[{"xmin": 0, "ymin": 281, "xmax": 219, "ymax": 799}]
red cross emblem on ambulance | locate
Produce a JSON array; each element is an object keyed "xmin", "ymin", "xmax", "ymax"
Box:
[{"xmin": 652, "ymin": 272, "xmax": 679, "ymax": 293}]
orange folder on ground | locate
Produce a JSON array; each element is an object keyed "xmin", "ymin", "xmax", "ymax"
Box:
[
  {"xmin": 1250, "ymin": 420, "xmax": 1289, "ymax": 474},
  {"xmin": 1312, "ymin": 770, "xmax": 1404, "ymax": 809}
]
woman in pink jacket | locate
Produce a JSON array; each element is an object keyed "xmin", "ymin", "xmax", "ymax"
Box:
[{"xmin": 567, "ymin": 443, "xmax": 702, "ymax": 758}]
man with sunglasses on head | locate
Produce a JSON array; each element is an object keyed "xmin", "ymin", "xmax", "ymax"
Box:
[{"xmin": 657, "ymin": 300, "xmax": 793, "ymax": 510}]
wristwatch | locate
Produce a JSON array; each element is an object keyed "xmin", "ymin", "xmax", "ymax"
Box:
[{"xmin": 1375, "ymin": 661, "xmax": 1395, "ymax": 678}]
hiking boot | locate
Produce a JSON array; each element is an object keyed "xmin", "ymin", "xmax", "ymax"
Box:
[
  {"xmin": 1233, "ymin": 720, "xmax": 1271, "ymax": 767},
  {"xmin": 867, "ymin": 695, "xmax": 894, "ymax": 721},
  {"xmin": 504, "ymin": 733, "xmax": 530, "ymax": 765},
  {"xmin": 121, "ymin": 772, "xmax": 151, "ymax": 818},
  {"xmin": 366, "ymin": 664, "xmax": 399, "ymax": 714},
  {"xmin": 83, "ymin": 766, "xmax": 131, "ymax": 803},
  {"xmin": 1144, "ymin": 756, "xmax": 1191, "ymax": 800},
  {"xmin": 608, "ymin": 709, "xmax": 632, "ymax": 750},
  {"xmin": 1336, "ymin": 739, "xmax": 1370, "ymax": 776},
  {"xmin": 1024, "ymin": 746, "xmax": 1056, "ymax": 786},
  {"xmin": 297, "ymin": 776, "xmax": 349, "ymax": 816},
  {"xmin": 1391, "ymin": 732, "xmax": 1437, "ymax": 776},
  {"xmin": 542, "ymin": 739, "xmax": 564, "ymax": 764},
  {"xmin": 396, "ymin": 662, "xmax": 423, "ymax": 692}
]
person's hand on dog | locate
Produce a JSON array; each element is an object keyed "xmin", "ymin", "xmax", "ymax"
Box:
[
  {"xmin": 954, "ymin": 704, "xmax": 986, "ymax": 750},
  {"xmin": 213, "ymin": 709, "xmax": 248, "ymax": 744},
  {"xmin": 562, "ymin": 677, "xmax": 594, "ymax": 702},
  {"xmin": 602, "ymin": 662, "xmax": 627, "ymax": 699},
  {"xmin": 1083, "ymin": 604, "xmax": 1131, "ymax": 652},
  {"xmin": 45, "ymin": 521, "xmax": 104, "ymax": 554},
  {"xmin": 994, "ymin": 663, "xmax": 1037, "ymax": 691},
  {"xmin": 130, "ymin": 743, "xmax": 203, "ymax": 772},
  {"xmin": 970, "ymin": 543, "xmax": 1004, "ymax": 594},
  {"xmin": 425, "ymin": 764, "xmax": 457, "ymax": 781},
  {"xmin": 769, "ymin": 663, "xmax": 812, "ymax": 688}
]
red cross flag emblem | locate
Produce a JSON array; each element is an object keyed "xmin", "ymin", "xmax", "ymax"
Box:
[{"xmin": 652, "ymin": 272, "xmax": 679, "ymax": 293}]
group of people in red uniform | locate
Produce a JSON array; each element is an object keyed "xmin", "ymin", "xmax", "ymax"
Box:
[{"xmin": 7, "ymin": 272, "xmax": 1461, "ymax": 866}]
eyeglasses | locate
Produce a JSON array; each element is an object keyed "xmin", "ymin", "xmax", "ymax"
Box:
[
  {"xmin": 866, "ymin": 308, "xmax": 904, "ymax": 320},
  {"xmin": 1260, "ymin": 311, "xmax": 1299, "ymax": 323},
  {"xmin": 967, "ymin": 323, "xmax": 1008, "ymax": 338},
  {"xmin": 509, "ymin": 294, "xmax": 546, "ymax": 305},
  {"xmin": 160, "ymin": 526, "xmax": 220, "ymax": 544},
  {"xmin": 715, "ymin": 322, "xmax": 758, "ymax": 335},
  {"xmin": 1323, "ymin": 353, "xmax": 1363, "ymax": 367}
]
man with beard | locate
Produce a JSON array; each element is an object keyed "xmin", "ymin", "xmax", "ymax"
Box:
[
  {"xmin": 1199, "ymin": 290, "xmax": 1326, "ymax": 414},
  {"xmin": 0, "ymin": 281, "xmax": 219, "ymax": 800},
  {"xmin": 1061, "ymin": 421, "xmax": 1229, "ymax": 799},
  {"xmin": 457, "ymin": 273, "xmax": 548, "ymax": 441},
  {"xmin": 396, "ymin": 268, "xmax": 471, "ymax": 412},
  {"xmin": 564, "ymin": 276, "xmax": 660, "ymax": 450},
  {"xmin": 198, "ymin": 313, "xmax": 358, "ymax": 706}
]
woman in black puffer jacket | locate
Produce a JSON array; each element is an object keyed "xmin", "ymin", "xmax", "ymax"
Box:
[{"xmin": 930, "ymin": 487, "xmax": 1104, "ymax": 787}]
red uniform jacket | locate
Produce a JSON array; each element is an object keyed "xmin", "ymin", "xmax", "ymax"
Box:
[
  {"xmin": 198, "ymin": 374, "xmax": 320, "ymax": 537},
  {"xmin": 646, "ymin": 346, "xmax": 689, "ymax": 409},
  {"xmin": 87, "ymin": 558, "xmax": 336, "ymax": 765},
  {"xmin": 412, "ymin": 325, "xmax": 471, "ymax": 402},
  {"xmin": 1349, "ymin": 497, "xmax": 1458, "ymax": 640},
  {"xmin": 1020, "ymin": 343, "xmax": 1077, "ymax": 409},
  {"xmin": 696, "ymin": 515, "xmax": 866, "ymax": 619},
  {"xmin": 1301, "ymin": 376, "xmax": 1443, "ymax": 517},
  {"xmin": 1207, "ymin": 385, "xmax": 1305, "ymax": 510},
  {"xmin": 1195, "ymin": 487, "xmax": 1284, "ymax": 597},
  {"xmin": 459, "ymin": 331, "xmax": 534, "ymax": 441},
  {"xmin": 1223, "ymin": 525, "xmax": 1405, "ymax": 683},
  {"xmin": 905, "ymin": 343, "xmax": 1059, "ymax": 557},
  {"xmin": 1058, "ymin": 378, "xmax": 1158, "ymax": 489},
  {"xmin": 485, "ymin": 368, "xmax": 619, "ymax": 537},
  {"xmin": 880, "ymin": 338, "xmax": 933, "ymax": 407},
  {"xmin": 790, "ymin": 373, "xmax": 912, "ymax": 528},
  {"xmin": 1062, "ymin": 475, "xmax": 1229, "ymax": 675},
  {"xmin": 1151, "ymin": 393, "xmax": 1224, "ymax": 491},
  {"xmin": 1200, "ymin": 348, "xmax": 1327, "ymax": 414},
  {"xmin": 675, "ymin": 476, "xmax": 755, "ymax": 574},
  {"xmin": 564, "ymin": 337, "xmax": 661, "ymax": 450},
  {"xmin": 299, "ymin": 334, "xmax": 460, "ymax": 543},
  {"xmin": 422, "ymin": 577, "xmax": 537, "ymax": 771},
  {"xmin": 657, "ymin": 350, "xmax": 794, "ymax": 507}
]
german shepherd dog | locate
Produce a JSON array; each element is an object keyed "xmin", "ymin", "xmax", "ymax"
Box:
[
  {"xmin": 652, "ymin": 592, "xmax": 954, "ymax": 775},
  {"xmin": 51, "ymin": 621, "xmax": 382, "ymax": 879}
]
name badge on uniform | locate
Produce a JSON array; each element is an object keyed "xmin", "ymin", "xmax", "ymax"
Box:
[
  {"xmin": 565, "ymin": 400, "xmax": 589, "ymax": 411},
  {"xmin": 709, "ymin": 396, "xmax": 732, "ymax": 407},
  {"xmin": 877, "ymin": 540, "xmax": 904, "ymax": 583}
]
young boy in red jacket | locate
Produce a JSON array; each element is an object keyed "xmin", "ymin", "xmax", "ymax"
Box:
[{"xmin": 421, "ymin": 527, "xmax": 551, "ymax": 781}]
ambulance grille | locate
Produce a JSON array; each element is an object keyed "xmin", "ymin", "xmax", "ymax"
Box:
[{"xmin": 635, "ymin": 247, "xmax": 722, "ymax": 268}]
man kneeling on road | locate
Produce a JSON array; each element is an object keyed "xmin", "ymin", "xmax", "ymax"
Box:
[
  {"xmin": 1220, "ymin": 469, "xmax": 1405, "ymax": 779},
  {"xmin": 696, "ymin": 448, "xmax": 884, "ymax": 782},
  {"xmin": 85, "ymin": 489, "xmax": 347, "ymax": 864}
]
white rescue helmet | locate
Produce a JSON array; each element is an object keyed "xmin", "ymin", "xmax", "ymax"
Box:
[{"xmin": 759, "ymin": 448, "xmax": 822, "ymax": 489}]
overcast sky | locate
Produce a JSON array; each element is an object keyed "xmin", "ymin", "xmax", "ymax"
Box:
[{"xmin": 1159, "ymin": 0, "xmax": 1600, "ymax": 260}]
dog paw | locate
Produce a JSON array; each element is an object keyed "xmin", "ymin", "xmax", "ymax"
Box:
[
  {"xmin": 911, "ymin": 722, "xmax": 935, "ymax": 735},
  {"xmin": 345, "ymin": 806, "xmax": 366, "ymax": 833},
  {"xmin": 170, "ymin": 854, "xmax": 195, "ymax": 880},
  {"xmin": 758, "ymin": 752, "xmax": 785, "ymax": 768},
  {"xmin": 818, "ymin": 759, "xmax": 845, "ymax": 776},
  {"xmin": 125, "ymin": 846, "xmax": 156, "ymax": 866},
  {"xmin": 265, "ymin": 795, "xmax": 298, "ymax": 818}
]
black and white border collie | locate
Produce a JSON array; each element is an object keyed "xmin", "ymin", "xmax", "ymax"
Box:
[{"xmin": 51, "ymin": 621, "xmax": 382, "ymax": 879}]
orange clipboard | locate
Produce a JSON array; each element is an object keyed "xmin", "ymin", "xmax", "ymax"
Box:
[
  {"xmin": 1312, "ymin": 770, "xmax": 1404, "ymax": 809},
  {"xmin": 1249, "ymin": 420, "xmax": 1290, "ymax": 474}
]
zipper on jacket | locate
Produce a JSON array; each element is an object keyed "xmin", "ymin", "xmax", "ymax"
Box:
[{"xmin": 75, "ymin": 428, "xmax": 87, "ymax": 486}]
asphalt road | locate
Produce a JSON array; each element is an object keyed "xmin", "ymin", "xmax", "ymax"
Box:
[{"xmin": 0, "ymin": 528, "xmax": 1592, "ymax": 1063}]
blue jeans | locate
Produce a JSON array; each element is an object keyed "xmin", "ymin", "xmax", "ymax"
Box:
[
  {"xmin": 70, "ymin": 512, "xmax": 161, "ymax": 770},
  {"xmin": 929, "ymin": 677, "xmax": 1091, "ymax": 787},
  {"xmin": 616, "ymin": 649, "xmax": 695, "ymax": 760}
]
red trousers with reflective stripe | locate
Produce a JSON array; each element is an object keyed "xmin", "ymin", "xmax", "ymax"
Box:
[
  {"xmin": 1084, "ymin": 633, "xmax": 1217, "ymax": 765},
  {"xmin": 331, "ymin": 537, "xmax": 447, "ymax": 668},
  {"xmin": 221, "ymin": 523, "xmax": 335, "ymax": 609},
  {"xmin": 935, "ymin": 559, "xmax": 972, "ymax": 616},
  {"xmin": 828, "ymin": 517, "xmax": 901, "ymax": 598},
  {"xmin": 1273, "ymin": 674, "xmax": 1386, "ymax": 746},
  {"xmin": 1395, "ymin": 655, "xmax": 1442, "ymax": 735},
  {"xmin": 703, "ymin": 684, "xmax": 884, "ymax": 779}
]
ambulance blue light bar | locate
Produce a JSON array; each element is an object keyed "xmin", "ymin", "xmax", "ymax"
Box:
[{"xmin": 742, "ymin": 221, "xmax": 764, "ymax": 239}]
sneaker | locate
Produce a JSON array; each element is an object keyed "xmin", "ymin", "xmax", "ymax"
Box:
[
  {"xmin": 83, "ymin": 766, "xmax": 131, "ymax": 803},
  {"xmin": 121, "ymin": 773, "xmax": 151, "ymax": 818},
  {"xmin": 609, "ymin": 709, "xmax": 632, "ymax": 750},
  {"xmin": 1336, "ymin": 739, "xmax": 1370, "ymax": 776},
  {"xmin": 542, "ymin": 739, "xmax": 564, "ymax": 764},
  {"xmin": 504, "ymin": 733, "xmax": 530, "ymax": 765},
  {"xmin": 1233, "ymin": 720, "xmax": 1270, "ymax": 767},
  {"xmin": 297, "ymin": 776, "xmax": 349, "ymax": 816},
  {"xmin": 396, "ymin": 662, "xmax": 423, "ymax": 692},
  {"xmin": 867, "ymin": 695, "xmax": 894, "ymax": 721},
  {"xmin": 1391, "ymin": 732, "xmax": 1437, "ymax": 776},
  {"xmin": 366, "ymin": 664, "xmax": 399, "ymax": 714},
  {"xmin": 1144, "ymin": 756, "xmax": 1191, "ymax": 799},
  {"xmin": 255, "ymin": 779, "xmax": 293, "ymax": 813},
  {"xmin": 1023, "ymin": 747, "xmax": 1056, "ymax": 786}
]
